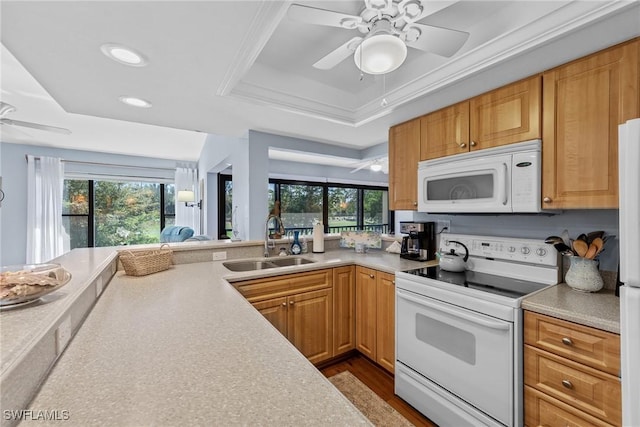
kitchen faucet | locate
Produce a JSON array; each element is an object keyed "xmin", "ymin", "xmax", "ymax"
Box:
[{"xmin": 264, "ymin": 214, "xmax": 285, "ymax": 257}]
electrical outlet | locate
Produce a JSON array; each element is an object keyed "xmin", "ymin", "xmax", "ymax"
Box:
[
  {"xmin": 212, "ymin": 251, "xmax": 227, "ymax": 261},
  {"xmin": 95, "ymin": 276, "xmax": 104, "ymax": 298},
  {"xmin": 55, "ymin": 316, "xmax": 72, "ymax": 356},
  {"xmin": 436, "ymin": 220, "xmax": 451, "ymax": 234}
]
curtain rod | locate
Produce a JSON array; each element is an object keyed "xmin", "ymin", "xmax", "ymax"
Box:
[{"xmin": 25, "ymin": 155, "xmax": 180, "ymax": 172}]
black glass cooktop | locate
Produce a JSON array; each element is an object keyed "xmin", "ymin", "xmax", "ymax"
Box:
[{"xmin": 403, "ymin": 266, "xmax": 549, "ymax": 299}]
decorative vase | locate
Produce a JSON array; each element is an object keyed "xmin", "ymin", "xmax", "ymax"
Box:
[{"xmin": 565, "ymin": 256, "xmax": 604, "ymax": 292}]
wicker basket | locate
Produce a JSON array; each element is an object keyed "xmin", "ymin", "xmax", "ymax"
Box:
[{"xmin": 118, "ymin": 244, "xmax": 173, "ymax": 276}]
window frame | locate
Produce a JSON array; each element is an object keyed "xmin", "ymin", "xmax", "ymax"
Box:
[{"xmin": 218, "ymin": 174, "xmax": 393, "ymax": 237}]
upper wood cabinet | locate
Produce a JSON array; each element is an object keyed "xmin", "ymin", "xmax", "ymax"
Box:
[
  {"xmin": 420, "ymin": 76, "xmax": 542, "ymax": 161},
  {"xmin": 389, "ymin": 118, "xmax": 420, "ymax": 210},
  {"xmin": 542, "ymin": 39, "xmax": 639, "ymax": 209},
  {"xmin": 420, "ymin": 101, "xmax": 470, "ymax": 160},
  {"xmin": 470, "ymin": 75, "xmax": 541, "ymax": 149}
]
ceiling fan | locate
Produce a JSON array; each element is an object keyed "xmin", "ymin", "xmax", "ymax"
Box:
[
  {"xmin": 0, "ymin": 102, "xmax": 71, "ymax": 134},
  {"xmin": 349, "ymin": 156, "xmax": 388, "ymax": 174},
  {"xmin": 288, "ymin": 0, "xmax": 469, "ymax": 74}
]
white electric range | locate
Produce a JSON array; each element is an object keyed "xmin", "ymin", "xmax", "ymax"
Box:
[{"xmin": 395, "ymin": 233, "xmax": 561, "ymax": 427}]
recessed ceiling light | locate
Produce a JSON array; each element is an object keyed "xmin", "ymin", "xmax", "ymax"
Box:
[
  {"xmin": 119, "ymin": 96, "xmax": 152, "ymax": 108},
  {"xmin": 101, "ymin": 43, "xmax": 147, "ymax": 67}
]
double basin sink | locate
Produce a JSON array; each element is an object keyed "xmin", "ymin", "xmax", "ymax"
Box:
[{"xmin": 223, "ymin": 256, "xmax": 316, "ymax": 272}]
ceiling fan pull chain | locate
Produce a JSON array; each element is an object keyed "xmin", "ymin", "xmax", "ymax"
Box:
[{"xmin": 381, "ymin": 74, "xmax": 388, "ymax": 107}]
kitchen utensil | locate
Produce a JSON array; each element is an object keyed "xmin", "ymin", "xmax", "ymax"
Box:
[
  {"xmin": 591, "ymin": 237, "xmax": 604, "ymax": 256},
  {"xmin": 561, "ymin": 229, "xmax": 571, "ymax": 247},
  {"xmin": 544, "ymin": 236, "xmax": 563, "ymax": 245},
  {"xmin": 554, "ymin": 243, "xmax": 574, "ymax": 255},
  {"xmin": 577, "ymin": 233, "xmax": 588, "ymax": 243},
  {"xmin": 438, "ymin": 240, "xmax": 469, "ymax": 272},
  {"xmin": 586, "ymin": 230, "xmax": 604, "ymax": 244},
  {"xmin": 585, "ymin": 243, "xmax": 597, "ymax": 259},
  {"xmin": 572, "ymin": 239, "xmax": 589, "ymax": 257}
]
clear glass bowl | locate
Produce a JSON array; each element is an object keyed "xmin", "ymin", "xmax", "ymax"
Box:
[{"xmin": 0, "ymin": 263, "xmax": 72, "ymax": 309}]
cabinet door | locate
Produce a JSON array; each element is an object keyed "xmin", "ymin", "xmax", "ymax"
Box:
[
  {"xmin": 470, "ymin": 75, "xmax": 541, "ymax": 150},
  {"xmin": 333, "ymin": 266, "xmax": 355, "ymax": 355},
  {"xmin": 389, "ymin": 119, "xmax": 420, "ymax": 210},
  {"xmin": 355, "ymin": 266, "xmax": 377, "ymax": 360},
  {"xmin": 420, "ymin": 101, "xmax": 470, "ymax": 160},
  {"xmin": 253, "ymin": 297, "xmax": 288, "ymax": 337},
  {"xmin": 542, "ymin": 40, "xmax": 639, "ymax": 209},
  {"xmin": 288, "ymin": 288, "xmax": 333, "ymax": 365},
  {"xmin": 376, "ymin": 271, "xmax": 396, "ymax": 373}
]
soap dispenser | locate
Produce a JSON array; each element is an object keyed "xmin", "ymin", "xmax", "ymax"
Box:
[{"xmin": 290, "ymin": 231, "xmax": 302, "ymax": 255}]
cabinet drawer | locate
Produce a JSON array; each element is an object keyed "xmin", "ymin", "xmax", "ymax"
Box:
[
  {"xmin": 525, "ymin": 385, "xmax": 615, "ymax": 427},
  {"xmin": 524, "ymin": 311, "xmax": 620, "ymax": 376},
  {"xmin": 524, "ymin": 346, "xmax": 621, "ymax": 425},
  {"xmin": 234, "ymin": 269, "xmax": 332, "ymax": 302}
]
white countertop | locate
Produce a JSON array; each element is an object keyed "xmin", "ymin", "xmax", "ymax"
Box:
[{"xmin": 4, "ymin": 244, "xmax": 428, "ymax": 426}]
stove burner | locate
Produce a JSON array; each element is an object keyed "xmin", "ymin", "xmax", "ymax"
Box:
[{"xmin": 403, "ymin": 266, "xmax": 549, "ymax": 299}]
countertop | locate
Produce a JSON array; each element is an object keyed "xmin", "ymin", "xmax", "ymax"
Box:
[
  {"xmin": 15, "ymin": 248, "xmax": 430, "ymax": 426},
  {"xmin": 522, "ymin": 283, "xmax": 620, "ymax": 333}
]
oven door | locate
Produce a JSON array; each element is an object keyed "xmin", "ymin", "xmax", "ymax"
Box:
[
  {"xmin": 417, "ymin": 154, "xmax": 511, "ymax": 213},
  {"xmin": 396, "ymin": 288, "xmax": 514, "ymax": 425}
]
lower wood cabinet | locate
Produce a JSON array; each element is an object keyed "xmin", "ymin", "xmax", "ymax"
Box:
[
  {"xmin": 333, "ymin": 266, "xmax": 356, "ymax": 356},
  {"xmin": 524, "ymin": 311, "xmax": 621, "ymax": 427},
  {"xmin": 234, "ymin": 269, "xmax": 334, "ymax": 365},
  {"xmin": 355, "ymin": 266, "xmax": 396, "ymax": 373}
]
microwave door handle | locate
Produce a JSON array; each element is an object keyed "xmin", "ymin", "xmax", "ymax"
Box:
[{"xmin": 497, "ymin": 163, "xmax": 508, "ymax": 205}]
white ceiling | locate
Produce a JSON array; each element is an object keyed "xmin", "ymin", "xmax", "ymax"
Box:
[{"xmin": 1, "ymin": 1, "xmax": 639, "ymax": 163}]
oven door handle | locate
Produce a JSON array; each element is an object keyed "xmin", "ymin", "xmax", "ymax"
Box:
[{"xmin": 397, "ymin": 289, "xmax": 511, "ymax": 331}]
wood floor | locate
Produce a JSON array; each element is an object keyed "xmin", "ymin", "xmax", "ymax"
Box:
[{"xmin": 321, "ymin": 354, "xmax": 437, "ymax": 427}]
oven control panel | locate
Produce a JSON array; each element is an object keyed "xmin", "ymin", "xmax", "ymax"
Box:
[{"xmin": 440, "ymin": 233, "xmax": 559, "ymax": 266}]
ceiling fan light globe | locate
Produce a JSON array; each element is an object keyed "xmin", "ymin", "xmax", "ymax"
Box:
[
  {"xmin": 354, "ymin": 34, "xmax": 407, "ymax": 74},
  {"xmin": 370, "ymin": 163, "xmax": 383, "ymax": 172}
]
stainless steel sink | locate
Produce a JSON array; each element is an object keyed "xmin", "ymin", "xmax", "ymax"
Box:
[
  {"xmin": 223, "ymin": 257, "xmax": 316, "ymax": 272},
  {"xmin": 269, "ymin": 257, "xmax": 316, "ymax": 267}
]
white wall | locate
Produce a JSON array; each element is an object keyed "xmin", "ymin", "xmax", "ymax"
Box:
[{"xmin": 198, "ymin": 130, "xmax": 388, "ymax": 240}]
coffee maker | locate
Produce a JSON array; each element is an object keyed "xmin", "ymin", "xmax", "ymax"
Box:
[{"xmin": 399, "ymin": 221, "xmax": 436, "ymax": 261}]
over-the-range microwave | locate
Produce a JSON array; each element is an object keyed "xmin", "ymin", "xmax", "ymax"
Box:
[{"xmin": 417, "ymin": 140, "xmax": 541, "ymax": 213}]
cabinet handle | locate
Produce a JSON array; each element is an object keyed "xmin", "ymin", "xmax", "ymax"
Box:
[
  {"xmin": 289, "ymin": 301, "xmax": 295, "ymax": 305},
  {"xmin": 561, "ymin": 379, "xmax": 573, "ymax": 389},
  {"xmin": 561, "ymin": 337, "xmax": 573, "ymax": 346},
  {"xmin": 282, "ymin": 302, "xmax": 286, "ymax": 307},
  {"xmin": 413, "ymin": 201, "xmax": 418, "ymax": 206},
  {"xmin": 543, "ymin": 197, "xmax": 552, "ymax": 203},
  {"xmin": 459, "ymin": 142, "xmax": 467, "ymax": 149},
  {"xmin": 369, "ymin": 274, "xmax": 375, "ymax": 279},
  {"xmin": 392, "ymin": 280, "xmax": 395, "ymax": 285},
  {"xmin": 470, "ymin": 141, "xmax": 477, "ymax": 147}
]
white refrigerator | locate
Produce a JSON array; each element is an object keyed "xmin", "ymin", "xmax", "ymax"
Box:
[{"xmin": 619, "ymin": 117, "xmax": 640, "ymax": 427}]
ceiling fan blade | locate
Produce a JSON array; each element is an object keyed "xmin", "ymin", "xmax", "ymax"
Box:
[
  {"xmin": 350, "ymin": 162, "xmax": 371, "ymax": 173},
  {"xmin": 288, "ymin": 4, "xmax": 363, "ymax": 29},
  {"xmin": 405, "ymin": 23, "xmax": 469, "ymax": 57},
  {"xmin": 314, "ymin": 37, "xmax": 362, "ymax": 70},
  {"xmin": 0, "ymin": 118, "xmax": 71, "ymax": 134}
]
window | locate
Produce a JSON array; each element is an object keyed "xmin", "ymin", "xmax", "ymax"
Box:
[
  {"xmin": 62, "ymin": 179, "xmax": 174, "ymax": 249},
  {"xmin": 218, "ymin": 174, "xmax": 393, "ymax": 237}
]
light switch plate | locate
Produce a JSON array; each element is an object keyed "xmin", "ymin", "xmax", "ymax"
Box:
[{"xmin": 212, "ymin": 251, "xmax": 227, "ymax": 261}]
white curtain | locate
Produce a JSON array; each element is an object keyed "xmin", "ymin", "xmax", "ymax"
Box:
[
  {"xmin": 26, "ymin": 155, "xmax": 65, "ymax": 264},
  {"xmin": 175, "ymin": 166, "xmax": 199, "ymax": 233}
]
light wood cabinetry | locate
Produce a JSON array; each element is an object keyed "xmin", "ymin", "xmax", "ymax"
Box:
[
  {"xmin": 420, "ymin": 76, "xmax": 541, "ymax": 161},
  {"xmin": 333, "ymin": 266, "xmax": 356, "ymax": 355},
  {"xmin": 420, "ymin": 101, "xmax": 470, "ymax": 160},
  {"xmin": 542, "ymin": 39, "xmax": 639, "ymax": 209},
  {"xmin": 389, "ymin": 118, "xmax": 420, "ymax": 210},
  {"xmin": 234, "ymin": 269, "xmax": 334, "ymax": 365},
  {"xmin": 355, "ymin": 266, "xmax": 396, "ymax": 373},
  {"xmin": 524, "ymin": 311, "xmax": 621, "ymax": 427}
]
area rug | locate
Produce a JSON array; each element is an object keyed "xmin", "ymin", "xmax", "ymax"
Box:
[{"xmin": 329, "ymin": 371, "xmax": 414, "ymax": 426}]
